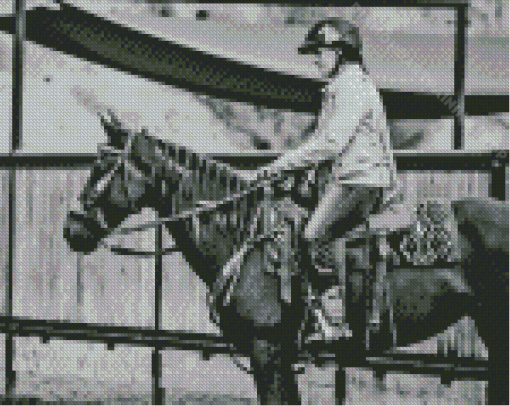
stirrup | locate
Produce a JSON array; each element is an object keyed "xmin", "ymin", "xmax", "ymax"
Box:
[{"xmin": 304, "ymin": 307, "xmax": 352, "ymax": 343}]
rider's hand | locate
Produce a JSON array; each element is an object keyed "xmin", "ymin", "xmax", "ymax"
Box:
[
  {"xmin": 237, "ymin": 168, "xmax": 280, "ymax": 188},
  {"xmin": 257, "ymin": 167, "xmax": 280, "ymax": 182},
  {"xmin": 256, "ymin": 168, "xmax": 281, "ymax": 190}
]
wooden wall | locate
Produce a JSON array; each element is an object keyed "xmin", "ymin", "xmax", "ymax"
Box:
[
  {"xmin": 12, "ymin": 170, "xmax": 156, "ymax": 327},
  {"xmin": 2, "ymin": 169, "xmax": 222, "ymax": 333},
  {"xmin": 1, "ymin": 167, "xmax": 491, "ymax": 327},
  {"xmin": 0, "ymin": 3, "xmax": 506, "ymax": 402}
]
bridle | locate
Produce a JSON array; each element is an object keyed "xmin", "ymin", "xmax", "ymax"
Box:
[
  {"xmin": 99, "ymin": 185, "xmax": 269, "ymax": 256},
  {"xmin": 82, "ymin": 119, "xmax": 288, "ymax": 376},
  {"xmin": 85, "ymin": 120, "xmax": 275, "ymax": 255}
]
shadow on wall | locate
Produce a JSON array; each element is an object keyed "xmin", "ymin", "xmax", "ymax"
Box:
[
  {"xmin": 195, "ymin": 95, "xmax": 315, "ymax": 152},
  {"xmin": 196, "ymin": 93, "xmax": 509, "ymax": 152}
]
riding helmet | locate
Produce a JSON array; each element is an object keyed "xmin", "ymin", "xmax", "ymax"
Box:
[{"xmin": 298, "ymin": 18, "xmax": 361, "ymax": 58}]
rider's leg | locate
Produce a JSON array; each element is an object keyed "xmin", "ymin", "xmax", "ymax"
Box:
[
  {"xmin": 303, "ymin": 185, "xmax": 384, "ymax": 341},
  {"xmin": 305, "ymin": 185, "xmax": 383, "ymax": 243}
]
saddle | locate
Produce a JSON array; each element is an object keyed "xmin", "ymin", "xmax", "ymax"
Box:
[{"xmin": 208, "ymin": 194, "xmax": 309, "ymax": 325}]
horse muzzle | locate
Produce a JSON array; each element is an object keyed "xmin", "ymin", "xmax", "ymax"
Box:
[{"xmin": 63, "ymin": 210, "xmax": 108, "ymax": 254}]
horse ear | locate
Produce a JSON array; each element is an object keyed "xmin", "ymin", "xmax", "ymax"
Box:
[{"xmin": 98, "ymin": 109, "xmax": 128, "ymax": 150}]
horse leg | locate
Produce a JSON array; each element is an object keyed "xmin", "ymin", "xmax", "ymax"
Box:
[
  {"xmin": 473, "ymin": 295, "xmax": 509, "ymax": 405},
  {"xmin": 250, "ymin": 337, "xmax": 301, "ymax": 405}
]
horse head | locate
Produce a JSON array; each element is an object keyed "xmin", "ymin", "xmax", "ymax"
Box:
[{"xmin": 63, "ymin": 111, "xmax": 182, "ymax": 254}]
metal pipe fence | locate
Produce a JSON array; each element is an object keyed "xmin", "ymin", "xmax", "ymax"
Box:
[{"xmin": 2, "ymin": 0, "xmax": 507, "ymax": 403}]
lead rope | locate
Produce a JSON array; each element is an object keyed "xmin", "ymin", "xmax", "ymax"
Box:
[
  {"xmin": 91, "ymin": 141, "xmax": 284, "ymax": 373},
  {"xmin": 182, "ymin": 157, "xmax": 262, "ymax": 375}
]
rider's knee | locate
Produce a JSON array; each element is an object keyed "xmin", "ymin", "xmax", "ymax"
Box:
[{"xmin": 303, "ymin": 221, "xmax": 320, "ymax": 243}]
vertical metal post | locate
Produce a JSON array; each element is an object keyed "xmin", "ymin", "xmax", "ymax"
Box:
[
  {"xmin": 335, "ymin": 365, "xmax": 347, "ymax": 405},
  {"xmin": 6, "ymin": 0, "xmax": 25, "ymax": 400},
  {"xmin": 334, "ymin": 236, "xmax": 348, "ymax": 404},
  {"xmin": 6, "ymin": 170, "xmax": 16, "ymax": 401},
  {"xmin": 76, "ymin": 254, "xmax": 84, "ymax": 322},
  {"xmin": 490, "ymin": 156, "xmax": 508, "ymax": 201},
  {"xmin": 386, "ymin": 253, "xmax": 397, "ymax": 349},
  {"xmin": 453, "ymin": 5, "xmax": 467, "ymax": 150},
  {"xmin": 363, "ymin": 232, "xmax": 376, "ymax": 352},
  {"xmin": 12, "ymin": 0, "xmax": 24, "ymax": 152},
  {"xmin": 155, "ymin": 225, "xmax": 163, "ymax": 333},
  {"xmin": 152, "ymin": 224, "xmax": 164, "ymax": 405}
]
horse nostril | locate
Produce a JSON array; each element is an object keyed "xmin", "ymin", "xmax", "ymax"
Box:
[{"xmin": 63, "ymin": 211, "xmax": 106, "ymax": 254}]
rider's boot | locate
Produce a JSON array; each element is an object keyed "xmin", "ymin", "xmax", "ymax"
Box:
[
  {"xmin": 304, "ymin": 239, "xmax": 352, "ymax": 343},
  {"xmin": 304, "ymin": 285, "xmax": 352, "ymax": 344}
]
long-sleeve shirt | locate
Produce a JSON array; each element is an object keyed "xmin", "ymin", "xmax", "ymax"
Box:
[{"xmin": 268, "ymin": 64, "xmax": 398, "ymax": 206}]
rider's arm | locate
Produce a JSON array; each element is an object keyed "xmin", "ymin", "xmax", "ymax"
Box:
[
  {"xmin": 263, "ymin": 130, "xmax": 340, "ymax": 174},
  {"xmin": 260, "ymin": 88, "xmax": 365, "ymax": 179},
  {"xmin": 304, "ymin": 89, "xmax": 371, "ymax": 242}
]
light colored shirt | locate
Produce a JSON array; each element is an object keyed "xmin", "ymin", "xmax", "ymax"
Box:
[
  {"xmin": 269, "ymin": 64, "xmax": 398, "ymax": 205},
  {"xmin": 323, "ymin": 66, "xmax": 395, "ymax": 187}
]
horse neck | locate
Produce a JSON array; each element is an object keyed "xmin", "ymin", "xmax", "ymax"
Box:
[{"xmin": 133, "ymin": 134, "xmax": 253, "ymax": 287}]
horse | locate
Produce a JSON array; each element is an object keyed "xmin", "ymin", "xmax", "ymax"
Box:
[
  {"xmin": 64, "ymin": 112, "xmax": 309, "ymax": 404},
  {"xmin": 63, "ymin": 112, "xmax": 505, "ymax": 404},
  {"xmin": 453, "ymin": 199, "xmax": 509, "ymax": 405}
]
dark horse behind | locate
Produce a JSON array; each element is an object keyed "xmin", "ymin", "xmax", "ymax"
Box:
[{"xmin": 63, "ymin": 112, "xmax": 508, "ymax": 404}]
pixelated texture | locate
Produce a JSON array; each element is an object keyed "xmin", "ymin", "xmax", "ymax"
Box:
[
  {"xmin": 1, "ymin": 1, "xmax": 508, "ymax": 405},
  {"xmin": 399, "ymin": 201, "xmax": 458, "ymax": 266},
  {"xmin": 1, "ymin": 3, "xmax": 508, "ymax": 153}
]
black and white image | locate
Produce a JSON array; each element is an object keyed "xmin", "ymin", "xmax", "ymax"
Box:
[{"xmin": 0, "ymin": 1, "xmax": 508, "ymax": 404}]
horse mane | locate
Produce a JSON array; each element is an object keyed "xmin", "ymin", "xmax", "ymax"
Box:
[
  {"xmin": 129, "ymin": 133, "xmax": 259, "ymax": 281},
  {"xmin": 148, "ymin": 135, "xmax": 252, "ymax": 217}
]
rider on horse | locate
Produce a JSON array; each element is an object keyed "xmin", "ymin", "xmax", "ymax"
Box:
[{"xmin": 243, "ymin": 18, "xmax": 398, "ymax": 342}]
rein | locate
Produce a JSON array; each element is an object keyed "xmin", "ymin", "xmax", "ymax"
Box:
[
  {"xmin": 107, "ymin": 181, "xmax": 268, "ymax": 236},
  {"xmin": 94, "ymin": 125, "xmax": 280, "ymax": 253},
  {"xmin": 91, "ymin": 112, "xmax": 295, "ymax": 255},
  {"xmin": 88, "ymin": 113, "xmax": 297, "ymax": 375},
  {"xmin": 100, "ymin": 180, "xmax": 277, "ymax": 254}
]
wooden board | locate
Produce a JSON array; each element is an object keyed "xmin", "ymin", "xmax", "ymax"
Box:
[{"xmin": 13, "ymin": 170, "xmax": 157, "ymax": 327}]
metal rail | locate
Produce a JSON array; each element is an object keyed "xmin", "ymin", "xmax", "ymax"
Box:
[
  {"xmin": 0, "ymin": 151, "xmax": 506, "ymax": 201},
  {"xmin": 0, "ymin": 150, "xmax": 506, "ymax": 168},
  {"xmin": 4, "ymin": 0, "xmax": 506, "ymax": 404},
  {"xmin": 0, "ymin": 315, "xmax": 489, "ymax": 374}
]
